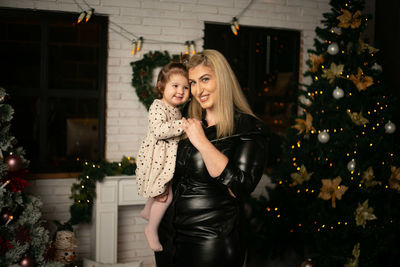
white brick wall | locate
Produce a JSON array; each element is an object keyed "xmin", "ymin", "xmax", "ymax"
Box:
[{"xmin": 2, "ymin": 0, "xmax": 332, "ymax": 265}]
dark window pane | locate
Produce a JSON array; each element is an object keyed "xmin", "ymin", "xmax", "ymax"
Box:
[
  {"xmin": 0, "ymin": 19, "xmax": 41, "ymax": 89},
  {"xmin": 47, "ymin": 97, "xmax": 99, "ymax": 170},
  {"xmin": 48, "ymin": 21, "xmax": 99, "ymax": 90},
  {"xmin": 0, "ymin": 8, "xmax": 107, "ymax": 173},
  {"xmin": 204, "ymin": 23, "xmax": 300, "ymax": 136},
  {"xmin": 8, "ymin": 95, "xmax": 40, "ymax": 163}
]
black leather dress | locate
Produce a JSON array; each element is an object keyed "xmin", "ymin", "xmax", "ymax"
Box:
[{"xmin": 155, "ymin": 112, "xmax": 269, "ymax": 267}]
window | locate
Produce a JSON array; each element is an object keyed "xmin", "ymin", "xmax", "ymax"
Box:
[
  {"xmin": 204, "ymin": 23, "xmax": 300, "ymax": 167},
  {"xmin": 0, "ymin": 8, "xmax": 107, "ymax": 173}
]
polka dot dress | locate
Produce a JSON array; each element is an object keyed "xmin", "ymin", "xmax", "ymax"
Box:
[{"xmin": 136, "ymin": 99, "xmax": 184, "ymax": 198}]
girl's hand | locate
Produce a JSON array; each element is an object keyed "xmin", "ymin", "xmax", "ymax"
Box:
[{"xmin": 181, "ymin": 117, "xmax": 208, "ymax": 150}]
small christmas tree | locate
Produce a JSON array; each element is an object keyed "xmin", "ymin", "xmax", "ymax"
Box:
[
  {"xmin": 0, "ymin": 88, "xmax": 62, "ymax": 266},
  {"xmin": 249, "ymin": 0, "xmax": 400, "ymax": 266}
]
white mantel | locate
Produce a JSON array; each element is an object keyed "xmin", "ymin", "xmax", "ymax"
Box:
[{"xmin": 92, "ymin": 175, "xmax": 146, "ymax": 264}]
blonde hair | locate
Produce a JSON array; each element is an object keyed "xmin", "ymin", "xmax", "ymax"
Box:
[{"xmin": 186, "ymin": 49, "xmax": 255, "ymax": 137}]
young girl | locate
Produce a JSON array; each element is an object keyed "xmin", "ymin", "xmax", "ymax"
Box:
[{"xmin": 135, "ymin": 62, "xmax": 190, "ymax": 252}]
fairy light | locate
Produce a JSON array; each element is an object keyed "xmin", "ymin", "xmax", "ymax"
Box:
[
  {"xmin": 77, "ymin": 11, "xmax": 86, "ymax": 24},
  {"xmin": 137, "ymin": 37, "xmax": 143, "ymax": 52},
  {"xmin": 85, "ymin": 8, "xmax": 94, "ymax": 22},
  {"xmin": 230, "ymin": 23, "xmax": 238, "ymax": 35},
  {"xmin": 184, "ymin": 41, "xmax": 190, "ymax": 54},
  {"xmin": 0, "ymin": 180, "xmax": 10, "ymax": 189},
  {"xmin": 131, "ymin": 41, "xmax": 137, "ymax": 55},
  {"xmin": 189, "ymin": 41, "xmax": 196, "ymax": 54}
]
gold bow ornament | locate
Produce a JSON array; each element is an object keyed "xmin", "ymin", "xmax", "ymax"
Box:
[
  {"xmin": 292, "ymin": 113, "xmax": 316, "ymax": 135},
  {"xmin": 290, "ymin": 164, "xmax": 313, "ymax": 185},
  {"xmin": 349, "ymin": 67, "xmax": 373, "ymax": 91},
  {"xmin": 361, "ymin": 167, "xmax": 381, "ymax": 187},
  {"xmin": 318, "ymin": 176, "xmax": 348, "ymax": 208},
  {"xmin": 355, "ymin": 200, "xmax": 377, "ymax": 228},
  {"xmin": 321, "ymin": 63, "xmax": 344, "ymax": 84},
  {"xmin": 347, "ymin": 110, "xmax": 369, "ymax": 126},
  {"xmin": 389, "ymin": 166, "xmax": 400, "ymax": 192},
  {"xmin": 337, "ymin": 9, "xmax": 362, "ymax": 29},
  {"xmin": 308, "ymin": 54, "xmax": 324, "ymax": 73}
]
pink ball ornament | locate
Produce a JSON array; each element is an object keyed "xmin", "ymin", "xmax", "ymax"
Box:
[
  {"xmin": 20, "ymin": 255, "xmax": 35, "ymax": 267},
  {"xmin": 4, "ymin": 153, "xmax": 22, "ymax": 172}
]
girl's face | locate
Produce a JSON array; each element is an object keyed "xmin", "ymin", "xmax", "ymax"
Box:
[
  {"xmin": 160, "ymin": 74, "xmax": 190, "ymax": 107},
  {"xmin": 188, "ymin": 64, "xmax": 218, "ymax": 112}
]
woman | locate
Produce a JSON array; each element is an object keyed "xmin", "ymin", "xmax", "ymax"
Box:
[{"xmin": 155, "ymin": 49, "xmax": 269, "ymax": 267}]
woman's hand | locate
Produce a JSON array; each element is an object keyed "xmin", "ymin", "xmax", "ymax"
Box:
[{"xmin": 181, "ymin": 117, "xmax": 208, "ymax": 150}]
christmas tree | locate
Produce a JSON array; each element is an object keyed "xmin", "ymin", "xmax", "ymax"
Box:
[
  {"xmin": 248, "ymin": 0, "xmax": 400, "ymax": 266},
  {"xmin": 0, "ymin": 88, "xmax": 62, "ymax": 266}
]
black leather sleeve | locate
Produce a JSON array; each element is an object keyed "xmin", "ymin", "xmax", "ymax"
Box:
[{"xmin": 216, "ymin": 132, "xmax": 268, "ymax": 198}]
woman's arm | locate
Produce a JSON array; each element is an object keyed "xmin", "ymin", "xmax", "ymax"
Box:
[
  {"xmin": 182, "ymin": 117, "xmax": 268, "ymax": 198},
  {"xmin": 148, "ymin": 101, "xmax": 184, "ymax": 140},
  {"xmin": 216, "ymin": 135, "xmax": 268, "ymax": 198},
  {"xmin": 182, "ymin": 118, "xmax": 228, "ymax": 177}
]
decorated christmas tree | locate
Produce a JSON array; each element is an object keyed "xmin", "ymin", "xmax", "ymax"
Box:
[
  {"xmin": 0, "ymin": 88, "xmax": 62, "ymax": 266},
  {"xmin": 248, "ymin": 0, "xmax": 400, "ymax": 266}
]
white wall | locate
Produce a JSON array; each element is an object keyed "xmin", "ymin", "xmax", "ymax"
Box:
[{"xmin": 2, "ymin": 0, "xmax": 331, "ymax": 265}]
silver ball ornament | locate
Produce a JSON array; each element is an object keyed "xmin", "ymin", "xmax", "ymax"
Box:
[
  {"xmin": 318, "ymin": 130, "xmax": 330, "ymax": 143},
  {"xmin": 332, "ymin": 86, "xmax": 344, "ymax": 99},
  {"xmin": 327, "ymin": 43, "xmax": 339, "ymax": 55},
  {"xmin": 385, "ymin": 121, "xmax": 396, "ymax": 134},
  {"xmin": 347, "ymin": 159, "xmax": 356, "ymax": 172}
]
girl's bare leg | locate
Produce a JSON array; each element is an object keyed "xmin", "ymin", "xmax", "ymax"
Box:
[
  {"xmin": 144, "ymin": 184, "xmax": 173, "ymax": 251},
  {"xmin": 140, "ymin": 197, "xmax": 154, "ymax": 220}
]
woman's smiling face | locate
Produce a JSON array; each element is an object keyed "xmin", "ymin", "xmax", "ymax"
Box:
[{"xmin": 189, "ymin": 64, "xmax": 218, "ymax": 111}]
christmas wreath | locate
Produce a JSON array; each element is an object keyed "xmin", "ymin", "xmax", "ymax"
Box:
[{"xmin": 130, "ymin": 51, "xmax": 179, "ymax": 110}]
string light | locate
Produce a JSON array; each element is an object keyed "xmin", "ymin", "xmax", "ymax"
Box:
[
  {"xmin": 85, "ymin": 8, "xmax": 94, "ymax": 22},
  {"xmin": 230, "ymin": 17, "xmax": 240, "ymax": 36},
  {"xmin": 184, "ymin": 41, "xmax": 190, "ymax": 54},
  {"xmin": 77, "ymin": 11, "xmax": 86, "ymax": 24},
  {"xmin": 190, "ymin": 41, "xmax": 196, "ymax": 54},
  {"xmin": 137, "ymin": 37, "xmax": 143, "ymax": 52},
  {"xmin": 131, "ymin": 41, "xmax": 137, "ymax": 55}
]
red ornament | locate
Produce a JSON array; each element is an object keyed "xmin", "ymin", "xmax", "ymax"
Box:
[
  {"xmin": 5, "ymin": 153, "xmax": 23, "ymax": 172},
  {"xmin": 15, "ymin": 226, "xmax": 32, "ymax": 245},
  {"xmin": 0, "ymin": 235, "xmax": 13, "ymax": 254},
  {"xmin": 6, "ymin": 176, "xmax": 29, "ymax": 192},
  {"xmin": 20, "ymin": 255, "xmax": 35, "ymax": 267}
]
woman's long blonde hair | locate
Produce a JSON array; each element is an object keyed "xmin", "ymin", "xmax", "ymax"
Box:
[{"xmin": 186, "ymin": 49, "xmax": 255, "ymax": 138}]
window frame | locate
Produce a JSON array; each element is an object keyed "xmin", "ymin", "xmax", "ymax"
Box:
[{"xmin": 0, "ymin": 8, "xmax": 107, "ymax": 176}]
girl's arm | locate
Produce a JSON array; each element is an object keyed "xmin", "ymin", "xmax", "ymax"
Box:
[{"xmin": 148, "ymin": 101, "xmax": 184, "ymax": 140}]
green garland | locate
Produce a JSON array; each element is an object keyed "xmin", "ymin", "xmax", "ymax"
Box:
[
  {"xmin": 67, "ymin": 156, "xmax": 136, "ymax": 226},
  {"xmin": 130, "ymin": 51, "xmax": 179, "ymax": 110}
]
